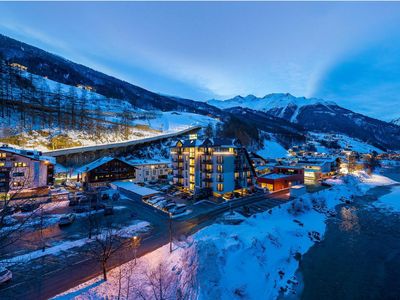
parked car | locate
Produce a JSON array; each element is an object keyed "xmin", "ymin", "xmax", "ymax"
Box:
[
  {"xmin": 58, "ymin": 214, "xmax": 76, "ymax": 227},
  {"xmin": 170, "ymin": 204, "xmax": 187, "ymax": 215},
  {"xmin": 164, "ymin": 202, "xmax": 177, "ymax": 211},
  {"xmin": 148, "ymin": 197, "xmax": 165, "ymax": 205},
  {"xmin": 104, "ymin": 205, "xmax": 114, "ymax": 216},
  {"xmin": 0, "ymin": 268, "xmax": 12, "ymax": 284}
]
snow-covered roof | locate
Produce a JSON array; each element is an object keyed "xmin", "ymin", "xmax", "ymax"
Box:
[
  {"xmin": 124, "ymin": 158, "xmax": 170, "ymax": 166},
  {"xmin": 75, "ymin": 156, "xmax": 126, "ymax": 173},
  {"xmin": 111, "ymin": 181, "xmax": 160, "ymax": 196},
  {"xmin": 0, "ymin": 145, "xmax": 56, "ymax": 164},
  {"xmin": 274, "ymin": 165, "xmax": 304, "ymax": 170},
  {"xmin": 260, "ymin": 173, "xmax": 294, "ymax": 180}
]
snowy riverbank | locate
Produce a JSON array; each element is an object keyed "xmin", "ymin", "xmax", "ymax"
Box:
[{"xmin": 54, "ymin": 172, "xmax": 398, "ymax": 300}]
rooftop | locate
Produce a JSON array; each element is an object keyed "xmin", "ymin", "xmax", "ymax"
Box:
[
  {"xmin": 111, "ymin": 181, "xmax": 159, "ymax": 196},
  {"xmin": 0, "ymin": 145, "xmax": 55, "ymax": 164},
  {"xmin": 260, "ymin": 173, "xmax": 295, "ymax": 180}
]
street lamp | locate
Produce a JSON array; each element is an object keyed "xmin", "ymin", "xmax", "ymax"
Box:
[
  {"xmin": 132, "ymin": 235, "xmax": 141, "ymax": 265},
  {"xmin": 169, "ymin": 212, "xmax": 173, "ymax": 253}
]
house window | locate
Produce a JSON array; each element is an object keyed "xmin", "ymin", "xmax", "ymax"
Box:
[
  {"xmin": 0, "ymin": 153, "xmax": 6, "ymax": 158},
  {"xmin": 0, "ymin": 162, "xmax": 4, "ymax": 167},
  {"xmin": 12, "ymin": 172, "xmax": 24, "ymax": 177},
  {"xmin": 217, "ymin": 165, "xmax": 223, "ymax": 173},
  {"xmin": 217, "ymin": 183, "xmax": 223, "ymax": 192},
  {"xmin": 217, "ymin": 156, "xmax": 223, "ymax": 164},
  {"xmin": 14, "ymin": 162, "xmax": 27, "ymax": 167}
]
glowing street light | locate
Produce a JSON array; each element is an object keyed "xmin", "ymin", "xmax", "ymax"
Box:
[{"xmin": 132, "ymin": 235, "xmax": 141, "ymax": 265}]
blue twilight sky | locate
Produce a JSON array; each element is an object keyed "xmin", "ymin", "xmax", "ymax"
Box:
[{"xmin": 1, "ymin": 2, "xmax": 400, "ymax": 120}]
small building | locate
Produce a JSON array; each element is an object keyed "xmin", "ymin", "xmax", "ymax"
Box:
[
  {"xmin": 297, "ymin": 157, "xmax": 340, "ymax": 180},
  {"xmin": 110, "ymin": 180, "xmax": 160, "ymax": 201},
  {"xmin": 77, "ymin": 84, "xmax": 95, "ymax": 92},
  {"xmin": 9, "ymin": 62, "xmax": 28, "ymax": 71},
  {"xmin": 124, "ymin": 159, "xmax": 171, "ymax": 183},
  {"xmin": 0, "ymin": 145, "xmax": 55, "ymax": 193},
  {"xmin": 76, "ymin": 157, "xmax": 136, "ymax": 188},
  {"xmin": 257, "ymin": 165, "xmax": 304, "ymax": 192}
]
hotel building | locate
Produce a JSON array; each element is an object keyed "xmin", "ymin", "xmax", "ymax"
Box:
[{"xmin": 170, "ymin": 138, "xmax": 255, "ymax": 198}]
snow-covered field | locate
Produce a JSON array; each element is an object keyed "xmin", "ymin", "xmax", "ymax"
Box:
[
  {"xmin": 55, "ymin": 172, "xmax": 397, "ymax": 300},
  {"xmin": 257, "ymin": 138, "xmax": 288, "ymax": 159},
  {"xmin": 309, "ymin": 132, "xmax": 383, "ymax": 154}
]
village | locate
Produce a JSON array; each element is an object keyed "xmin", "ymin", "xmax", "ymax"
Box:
[{"xmin": 0, "ymin": 126, "xmax": 398, "ymax": 299}]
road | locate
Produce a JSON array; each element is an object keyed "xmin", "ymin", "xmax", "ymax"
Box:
[{"xmin": 0, "ymin": 190, "xmax": 290, "ymax": 299}]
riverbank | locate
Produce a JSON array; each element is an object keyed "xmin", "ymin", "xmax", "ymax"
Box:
[{"xmin": 296, "ymin": 167, "xmax": 400, "ymax": 300}]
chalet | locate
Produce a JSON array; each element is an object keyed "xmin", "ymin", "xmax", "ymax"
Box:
[
  {"xmin": 257, "ymin": 165, "xmax": 304, "ymax": 192},
  {"xmin": 76, "ymin": 157, "xmax": 136, "ymax": 187},
  {"xmin": 0, "ymin": 145, "xmax": 55, "ymax": 193}
]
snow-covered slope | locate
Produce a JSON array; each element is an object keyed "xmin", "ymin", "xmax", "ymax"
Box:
[
  {"xmin": 209, "ymin": 93, "xmax": 400, "ymax": 151},
  {"xmin": 391, "ymin": 117, "xmax": 400, "ymax": 126}
]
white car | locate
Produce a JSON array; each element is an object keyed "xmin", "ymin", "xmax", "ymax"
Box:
[
  {"xmin": 0, "ymin": 268, "xmax": 12, "ymax": 284},
  {"xmin": 170, "ymin": 204, "xmax": 187, "ymax": 215}
]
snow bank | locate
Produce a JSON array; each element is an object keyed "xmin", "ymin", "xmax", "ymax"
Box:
[
  {"xmin": 374, "ymin": 186, "xmax": 400, "ymax": 212},
  {"xmin": 1, "ymin": 221, "xmax": 150, "ymax": 267}
]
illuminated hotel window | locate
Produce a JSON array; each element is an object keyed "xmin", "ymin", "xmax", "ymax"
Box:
[
  {"xmin": 217, "ymin": 183, "xmax": 223, "ymax": 191},
  {"xmin": 217, "ymin": 165, "xmax": 223, "ymax": 173},
  {"xmin": 0, "ymin": 153, "xmax": 6, "ymax": 158},
  {"xmin": 229, "ymin": 147, "xmax": 234, "ymax": 153}
]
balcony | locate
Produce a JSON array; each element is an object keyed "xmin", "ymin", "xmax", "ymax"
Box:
[{"xmin": 201, "ymin": 159, "xmax": 213, "ymax": 164}]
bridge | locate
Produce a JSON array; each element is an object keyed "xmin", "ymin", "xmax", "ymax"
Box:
[{"xmin": 44, "ymin": 126, "xmax": 202, "ymax": 166}]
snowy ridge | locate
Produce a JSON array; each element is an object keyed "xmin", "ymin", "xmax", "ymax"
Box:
[{"xmin": 207, "ymin": 93, "xmax": 337, "ymax": 113}]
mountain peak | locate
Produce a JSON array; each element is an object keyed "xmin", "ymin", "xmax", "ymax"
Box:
[{"xmin": 207, "ymin": 93, "xmax": 336, "ymax": 111}]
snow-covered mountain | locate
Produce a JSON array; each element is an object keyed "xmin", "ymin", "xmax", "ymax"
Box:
[
  {"xmin": 209, "ymin": 94, "xmax": 400, "ymax": 151},
  {"xmin": 207, "ymin": 93, "xmax": 336, "ymax": 123},
  {"xmin": 391, "ymin": 117, "xmax": 400, "ymax": 126}
]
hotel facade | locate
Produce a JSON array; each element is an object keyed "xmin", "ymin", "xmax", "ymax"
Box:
[{"xmin": 170, "ymin": 138, "xmax": 255, "ymax": 198}]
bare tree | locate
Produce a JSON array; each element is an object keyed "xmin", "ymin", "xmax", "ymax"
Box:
[{"xmin": 86, "ymin": 221, "xmax": 127, "ymax": 281}]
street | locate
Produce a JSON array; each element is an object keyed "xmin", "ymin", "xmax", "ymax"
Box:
[{"xmin": 0, "ymin": 190, "xmax": 290, "ymax": 299}]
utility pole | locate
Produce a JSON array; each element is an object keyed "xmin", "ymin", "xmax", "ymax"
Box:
[
  {"xmin": 132, "ymin": 235, "xmax": 141, "ymax": 265},
  {"xmin": 169, "ymin": 212, "xmax": 173, "ymax": 253}
]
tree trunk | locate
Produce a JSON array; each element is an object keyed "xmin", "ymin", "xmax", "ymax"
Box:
[{"xmin": 102, "ymin": 262, "xmax": 107, "ymax": 281}]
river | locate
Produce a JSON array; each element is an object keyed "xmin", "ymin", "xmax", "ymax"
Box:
[{"xmin": 295, "ymin": 166, "xmax": 400, "ymax": 300}]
